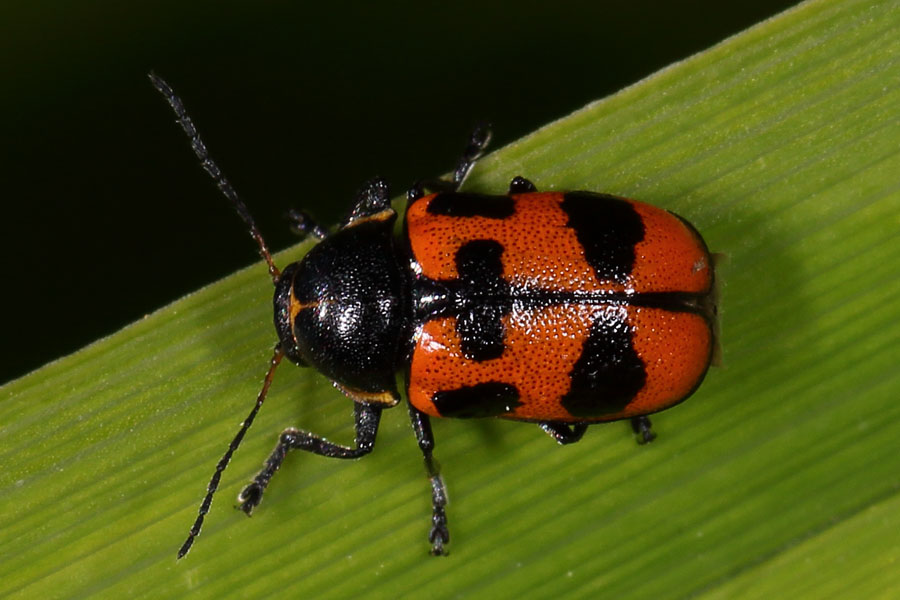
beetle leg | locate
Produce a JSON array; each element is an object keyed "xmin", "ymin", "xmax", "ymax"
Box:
[
  {"xmin": 286, "ymin": 208, "xmax": 328, "ymax": 241},
  {"xmin": 449, "ymin": 122, "xmax": 492, "ymax": 188},
  {"xmin": 630, "ymin": 415, "xmax": 657, "ymax": 445},
  {"xmin": 237, "ymin": 402, "xmax": 382, "ymax": 514},
  {"xmin": 407, "ymin": 403, "xmax": 450, "ymax": 556},
  {"xmin": 408, "ymin": 123, "xmax": 492, "ymax": 201},
  {"xmin": 539, "ymin": 422, "xmax": 589, "ymax": 445}
]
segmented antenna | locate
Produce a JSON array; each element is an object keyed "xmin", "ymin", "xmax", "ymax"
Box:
[
  {"xmin": 149, "ymin": 73, "xmax": 287, "ymax": 558},
  {"xmin": 148, "ymin": 72, "xmax": 281, "ymax": 283},
  {"xmin": 177, "ymin": 346, "xmax": 285, "ymax": 559}
]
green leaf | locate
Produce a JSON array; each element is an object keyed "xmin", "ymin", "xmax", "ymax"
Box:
[{"xmin": 2, "ymin": 0, "xmax": 899, "ymax": 597}]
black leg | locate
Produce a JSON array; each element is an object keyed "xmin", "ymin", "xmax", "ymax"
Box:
[
  {"xmin": 407, "ymin": 403, "xmax": 450, "ymax": 556},
  {"xmin": 450, "ymin": 122, "xmax": 492, "ymax": 187},
  {"xmin": 508, "ymin": 176, "xmax": 537, "ymax": 194},
  {"xmin": 540, "ymin": 422, "xmax": 589, "ymax": 445},
  {"xmin": 630, "ymin": 415, "xmax": 656, "ymax": 444},
  {"xmin": 408, "ymin": 123, "xmax": 492, "ymax": 201},
  {"xmin": 238, "ymin": 402, "xmax": 382, "ymax": 514},
  {"xmin": 286, "ymin": 209, "xmax": 328, "ymax": 241}
]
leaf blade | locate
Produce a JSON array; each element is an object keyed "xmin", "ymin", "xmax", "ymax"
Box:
[{"xmin": 2, "ymin": 0, "xmax": 899, "ymax": 598}]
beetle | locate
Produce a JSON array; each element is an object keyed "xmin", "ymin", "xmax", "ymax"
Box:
[{"xmin": 150, "ymin": 73, "xmax": 718, "ymax": 559}]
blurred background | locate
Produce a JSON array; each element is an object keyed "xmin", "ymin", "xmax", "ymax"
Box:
[{"xmin": 1, "ymin": 0, "xmax": 798, "ymax": 384}]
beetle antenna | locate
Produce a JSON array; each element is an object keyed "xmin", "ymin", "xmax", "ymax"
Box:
[
  {"xmin": 178, "ymin": 346, "xmax": 285, "ymax": 559},
  {"xmin": 149, "ymin": 72, "xmax": 281, "ymax": 284}
]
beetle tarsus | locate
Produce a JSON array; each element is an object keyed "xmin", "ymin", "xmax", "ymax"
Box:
[
  {"xmin": 237, "ymin": 481, "xmax": 265, "ymax": 515},
  {"xmin": 287, "ymin": 209, "xmax": 328, "ymax": 241},
  {"xmin": 407, "ymin": 123, "xmax": 493, "ymax": 201},
  {"xmin": 539, "ymin": 422, "xmax": 589, "ymax": 445},
  {"xmin": 631, "ymin": 415, "xmax": 657, "ymax": 444},
  {"xmin": 429, "ymin": 513, "xmax": 450, "ymax": 556}
]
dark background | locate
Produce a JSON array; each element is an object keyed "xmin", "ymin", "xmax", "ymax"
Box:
[{"xmin": 1, "ymin": 1, "xmax": 798, "ymax": 384}]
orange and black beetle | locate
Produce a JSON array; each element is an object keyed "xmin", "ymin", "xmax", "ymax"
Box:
[{"xmin": 151, "ymin": 74, "xmax": 717, "ymax": 559}]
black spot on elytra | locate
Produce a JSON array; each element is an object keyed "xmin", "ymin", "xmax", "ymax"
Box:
[
  {"xmin": 560, "ymin": 307, "xmax": 646, "ymax": 417},
  {"xmin": 427, "ymin": 193, "xmax": 515, "ymax": 218},
  {"xmin": 432, "ymin": 382, "xmax": 522, "ymax": 418},
  {"xmin": 560, "ymin": 192, "xmax": 644, "ymax": 284},
  {"xmin": 455, "ymin": 240, "xmax": 510, "ymax": 361}
]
